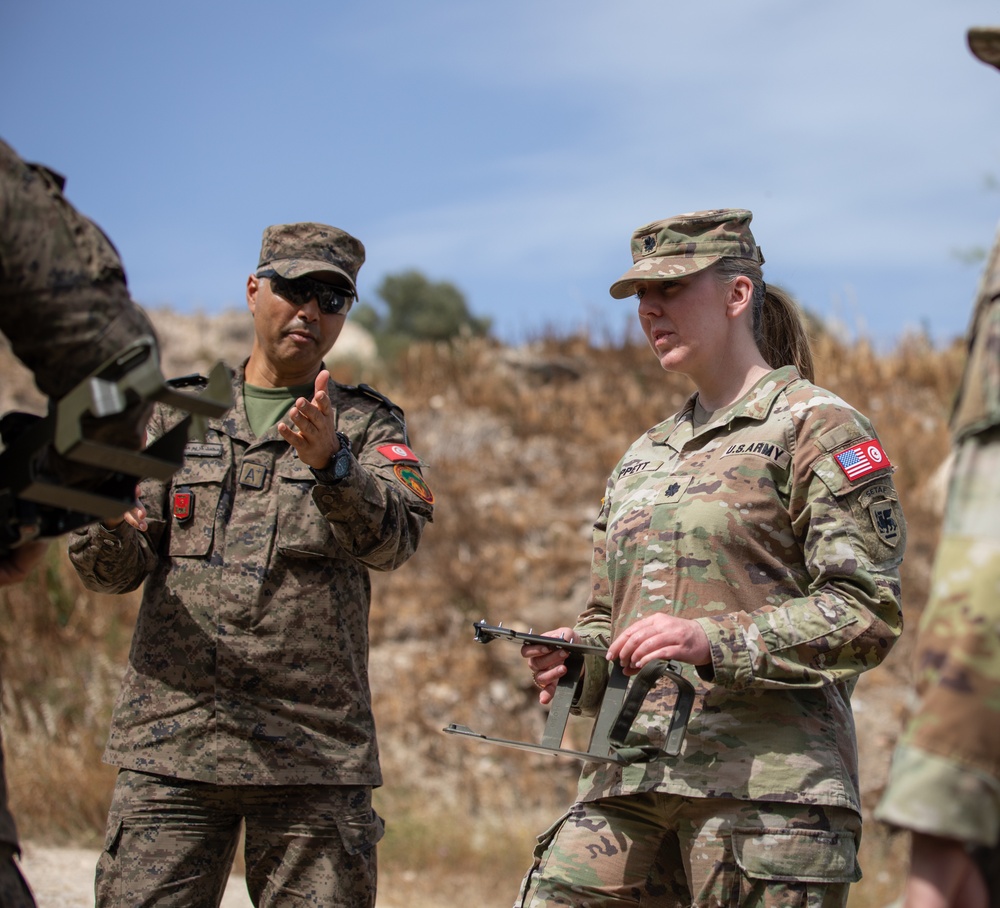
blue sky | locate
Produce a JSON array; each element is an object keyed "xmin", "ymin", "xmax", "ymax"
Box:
[{"xmin": 3, "ymin": 1, "xmax": 999, "ymax": 346}]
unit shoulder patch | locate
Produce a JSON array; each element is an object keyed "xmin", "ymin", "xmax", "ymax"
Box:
[
  {"xmin": 856, "ymin": 482, "xmax": 902, "ymax": 548},
  {"xmin": 393, "ymin": 463, "xmax": 434, "ymax": 504},
  {"xmin": 868, "ymin": 497, "xmax": 902, "ymax": 547}
]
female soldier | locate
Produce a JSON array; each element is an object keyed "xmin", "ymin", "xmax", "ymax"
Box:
[{"xmin": 518, "ymin": 209, "xmax": 905, "ymax": 908}]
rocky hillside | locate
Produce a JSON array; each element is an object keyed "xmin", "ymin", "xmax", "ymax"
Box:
[{"xmin": 0, "ymin": 307, "xmax": 965, "ymax": 906}]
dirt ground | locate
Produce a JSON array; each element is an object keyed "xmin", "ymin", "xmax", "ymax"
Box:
[
  {"xmin": 18, "ymin": 844, "xmax": 436, "ymax": 908},
  {"xmin": 18, "ymin": 843, "xmax": 253, "ymax": 908}
]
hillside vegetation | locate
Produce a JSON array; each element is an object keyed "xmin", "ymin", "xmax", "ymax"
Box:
[{"xmin": 0, "ymin": 307, "xmax": 966, "ymax": 906}]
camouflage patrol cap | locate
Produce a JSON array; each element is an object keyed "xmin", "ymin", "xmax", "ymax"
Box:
[
  {"xmin": 609, "ymin": 208, "xmax": 764, "ymax": 299},
  {"xmin": 256, "ymin": 222, "xmax": 365, "ymax": 294},
  {"xmin": 968, "ymin": 27, "xmax": 1000, "ymax": 71}
]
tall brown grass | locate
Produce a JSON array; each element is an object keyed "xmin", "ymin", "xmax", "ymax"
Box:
[{"xmin": 0, "ymin": 313, "xmax": 966, "ymax": 905}]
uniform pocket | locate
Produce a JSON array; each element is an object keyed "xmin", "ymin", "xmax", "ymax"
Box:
[
  {"xmin": 335, "ymin": 809, "xmax": 386, "ymax": 856},
  {"xmin": 514, "ymin": 812, "xmax": 569, "ymax": 907},
  {"xmin": 732, "ymin": 825, "xmax": 860, "ymax": 884},
  {"xmin": 275, "ymin": 458, "xmax": 341, "ymax": 558},
  {"xmin": 94, "ymin": 818, "xmax": 125, "ymax": 906},
  {"xmin": 166, "ymin": 458, "xmax": 228, "ymax": 557}
]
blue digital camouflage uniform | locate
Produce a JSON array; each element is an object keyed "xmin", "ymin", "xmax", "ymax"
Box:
[
  {"xmin": 68, "ymin": 362, "xmax": 434, "ymax": 906},
  {"xmin": 1, "ymin": 136, "xmax": 156, "ymax": 908},
  {"xmin": 518, "ymin": 366, "xmax": 906, "ymax": 907}
]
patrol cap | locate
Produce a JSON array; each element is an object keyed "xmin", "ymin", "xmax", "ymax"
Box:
[
  {"xmin": 609, "ymin": 208, "xmax": 764, "ymax": 300},
  {"xmin": 256, "ymin": 222, "xmax": 365, "ymax": 294},
  {"xmin": 968, "ymin": 26, "xmax": 1000, "ymax": 71}
]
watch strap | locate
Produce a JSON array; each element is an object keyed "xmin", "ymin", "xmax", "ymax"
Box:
[{"xmin": 310, "ymin": 432, "xmax": 353, "ymax": 485}]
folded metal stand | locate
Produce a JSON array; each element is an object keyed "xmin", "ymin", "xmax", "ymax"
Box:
[{"xmin": 444, "ymin": 620, "xmax": 695, "ymax": 764}]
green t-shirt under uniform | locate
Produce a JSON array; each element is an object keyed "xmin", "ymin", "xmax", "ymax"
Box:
[{"xmin": 243, "ymin": 382, "xmax": 314, "ymax": 438}]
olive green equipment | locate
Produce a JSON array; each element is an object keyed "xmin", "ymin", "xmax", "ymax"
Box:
[
  {"xmin": 0, "ymin": 335, "xmax": 232, "ymax": 557},
  {"xmin": 445, "ymin": 620, "xmax": 695, "ymax": 764}
]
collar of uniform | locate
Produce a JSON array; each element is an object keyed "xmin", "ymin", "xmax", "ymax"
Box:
[
  {"xmin": 218, "ymin": 359, "xmax": 272, "ymax": 445},
  {"xmin": 647, "ymin": 365, "xmax": 798, "ymax": 447},
  {"xmin": 219, "ymin": 358, "xmax": 333, "ymax": 448}
]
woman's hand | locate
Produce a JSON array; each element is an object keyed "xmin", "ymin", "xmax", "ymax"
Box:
[
  {"xmin": 607, "ymin": 614, "xmax": 710, "ymax": 675},
  {"xmin": 520, "ymin": 627, "xmax": 578, "ymax": 705}
]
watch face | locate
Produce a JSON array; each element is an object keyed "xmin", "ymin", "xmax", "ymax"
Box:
[{"xmin": 333, "ymin": 448, "xmax": 351, "ymax": 480}]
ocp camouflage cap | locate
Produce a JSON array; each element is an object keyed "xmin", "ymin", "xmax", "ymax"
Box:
[
  {"xmin": 609, "ymin": 208, "xmax": 764, "ymax": 299},
  {"xmin": 968, "ymin": 26, "xmax": 1000, "ymax": 71},
  {"xmin": 256, "ymin": 222, "xmax": 365, "ymax": 294}
]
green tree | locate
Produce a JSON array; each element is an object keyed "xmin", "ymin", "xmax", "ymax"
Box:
[{"xmin": 354, "ymin": 270, "xmax": 491, "ymax": 356}]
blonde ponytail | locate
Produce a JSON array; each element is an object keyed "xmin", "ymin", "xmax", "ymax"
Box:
[
  {"xmin": 713, "ymin": 259, "xmax": 814, "ymax": 382},
  {"xmin": 758, "ymin": 283, "xmax": 814, "ymax": 382}
]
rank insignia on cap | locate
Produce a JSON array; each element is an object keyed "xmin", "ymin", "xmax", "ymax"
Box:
[
  {"xmin": 173, "ymin": 488, "xmax": 193, "ymax": 522},
  {"xmin": 378, "ymin": 443, "xmax": 420, "ymax": 464},
  {"xmin": 642, "ymin": 235, "xmax": 657, "ymax": 254},
  {"xmin": 834, "ymin": 440, "xmax": 890, "ymax": 482},
  {"xmin": 393, "ymin": 463, "xmax": 434, "ymax": 504}
]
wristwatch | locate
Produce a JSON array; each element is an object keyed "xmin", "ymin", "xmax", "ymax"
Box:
[{"xmin": 311, "ymin": 431, "xmax": 353, "ymax": 485}]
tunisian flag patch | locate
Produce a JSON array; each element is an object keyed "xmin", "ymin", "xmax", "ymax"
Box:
[
  {"xmin": 834, "ymin": 439, "xmax": 891, "ymax": 481},
  {"xmin": 378, "ymin": 443, "xmax": 420, "ymax": 464}
]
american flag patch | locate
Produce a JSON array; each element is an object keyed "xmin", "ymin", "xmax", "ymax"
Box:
[{"xmin": 835, "ymin": 440, "xmax": 890, "ymax": 481}]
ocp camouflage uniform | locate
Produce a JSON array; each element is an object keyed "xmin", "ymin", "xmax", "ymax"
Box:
[
  {"xmin": 518, "ymin": 366, "xmax": 905, "ymax": 907},
  {"xmin": 68, "ymin": 364, "xmax": 434, "ymax": 907},
  {"xmin": 875, "ymin": 215, "xmax": 1000, "ymax": 889},
  {"xmin": 1, "ymin": 136, "xmax": 155, "ymax": 908}
]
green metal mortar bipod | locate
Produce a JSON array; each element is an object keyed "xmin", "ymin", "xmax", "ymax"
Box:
[
  {"xmin": 443, "ymin": 619, "xmax": 696, "ymax": 764},
  {"xmin": 0, "ymin": 336, "xmax": 233, "ymax": 554}
]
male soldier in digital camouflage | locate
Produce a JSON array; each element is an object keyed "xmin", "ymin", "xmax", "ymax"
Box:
[
  {"xmin": 69, "ymin": 222, "xmax": 435, "ymax": 908},
  {"xmin": 875, "ymin": 27, "xmax": 1000, "ymax": 908},
  {"xmin": 1, "ymin": 136, "xmax": 158, "ymax": 907}
]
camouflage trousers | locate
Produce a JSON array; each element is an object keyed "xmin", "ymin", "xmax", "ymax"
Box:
[
  {"xmin": 96, "ymin": 769, "xmax": 384, "ymax": 908},
  {"xmin": 515, "ymin": 793, "xmax": 862, "ymax": 908},
  {"xmin": 0, "ymin": 845, "xmax": 34, "ymax": 908}
]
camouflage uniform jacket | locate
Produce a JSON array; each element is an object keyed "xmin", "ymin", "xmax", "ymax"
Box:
[
  {"xmin": 876, "ymin": 225, "xmax": 1000, "ymax": 846},
  {"xmin": 572, "ymin": 366, "xmax": 905, "ymax": 813},
  {"xmin": 0, "ymin": 137, "xmax": 153, "ymax": 399},
  {"xmin": 1, "ymin": 137, "xmax": 153, "ymax": 849},
  {"xmin": 68, "ymin": 363, "xmax": 434, "ymax": 787}
]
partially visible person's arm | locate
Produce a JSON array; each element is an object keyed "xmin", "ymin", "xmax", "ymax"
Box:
[
  {"xmin": 903, "ymin": 833, "xmax": 988, "ymax": 908},
  {"xmin": 0, "ymin": 541, "xmax": 48, "ymax": 586}
]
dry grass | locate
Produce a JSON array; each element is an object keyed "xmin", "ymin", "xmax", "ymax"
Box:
[{"xmin": 0, "ymin": 312, "xmax": 967, "ymax": 905}]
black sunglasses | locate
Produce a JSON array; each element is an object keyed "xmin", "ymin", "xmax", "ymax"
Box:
[{"xmin": 257, "ymin": 269, "xmax": 354, "ymax": 315}]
